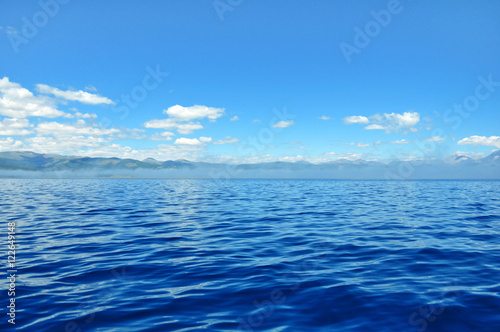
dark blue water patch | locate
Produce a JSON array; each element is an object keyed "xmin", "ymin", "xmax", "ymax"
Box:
[
  {"xmin": 2, "ymin": 179, "xmax": 500, "ymax": 331},
  {"xmin": 464, "ymin": 214, "xmax": 500, "ymax": 222}
]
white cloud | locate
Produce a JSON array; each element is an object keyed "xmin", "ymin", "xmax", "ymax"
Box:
[
  {"xmin": 383, "ymin": 112, "xmax": 420, "ymax": 131},
  {"xmin": 36, "ymin": 120, "xmax": 119, "ymax": 137},
  {"xmin": 74, "ymin": 142, "xmax": 209, "ymax": 161},
  {"xmin": 0, "ymin": 77, "xmax": 70, "ymax": 118},
  {"xmin": 367, "ymin": 112, "xmax": 419, "ymax": 133},
  {"xmin": 114, "ymin": 128, "xmax": 148, "ymax": 140},
  {"xmin": 174, "ymin": 137, "xmax": 204, "ymax": 145},
  {"xmin": 213, "ymin": 136, "xmax": 239, "ymax": 145},
  {"xmin": 144, "ymin": 118, "xmax": 179, "ymax": 130},
  {"xmin": 319, "ymin": 151, "xmax": 373, "ymax": 162},
  {"xmin": 75, "ymin": 112, "xmax": 98, "ymax": 119},
  {"xmin": 173, "ymin": 136, "xmax": 212, "ymax": 146},
  {"xmin": 19, "ymin": 119, "xmax": 121, "ymax": 153},
  {"xmin": 230, "ymin": 116, "xmax": 239, "ymax": 121},
  {"xmin": 457, "ymin": 136, "xmax": 500, "ymax": 148},
  {"xmin": 365, "ymin": 124, "xmax": 385, "ymax": 130},
  {"xmin": 279, "ymin": 155, "xmax": 306, "ymax": 162},
  {"xmin": 36, "ymin": 84, "xmax": 114, "ymax": 105},
  {"xmin": 318, "ymin": 116, "xmax": 331, "ymax": 120},
  {"xmin": 272, "ymin": 120, "xmax": 294, "ymax": 128},
  {"xmin": 74, "ymin": 144, "xmax": 139, "ymax": 158},
  {"xmin": 423, "ymin": 136, "xmax": 446, "ymax": 142},
  {"xmin": 451, "ymin": 151, "xmax": 485, "ymax": 160},
  {"xmin": 199, "ymin": 136, "xmax": 212, "ymax": 143},
  {"xmin": 390, "ymin": 139, "xmax": 410, "ymax": 144},
  {"xmin": 164, "ymin": 105, "xmax": 224, "ymax": 121},
  {"xmin": 0, "ymin": 118, "xmax": 33, "ymax": 136},
  {"xmin": 25, "ymin": 135, "xmax": 107, "ymax": 154},
  {"xmin": 335, "ymin": 152, "xmax": 363, "ymax": 160},
  {"xmin": 149, "ymin": 131, "xmax": 175, "ymax": 141},
  {"xmin": 0, "ymin": 26, "xmax": 18, "ymax": 36},
  {"xmin": 343, "ymin": 115, "xmax": 369, "ymax": 124},
  {"xmin": 344, "ymin": 112, "xmax": 420, "ymax": 133},
  {"xmin": 149, "ymin": 134, "xmax": 173, "ymax": 141},
  {"xmin": 345, "ymin": 142, "xmax": 370, "ymax": 147},
  {"xmin": 176, "ymin": 122, "xmax": 204, "ymax": 135},
  {"xmin": 144, "ymin": 118, "xmax": 204, "ymax": 134},
  {"xmin": 145, "ymin": 104, "xmax": 223, "ymax": 134},
  {"xmin": 0, "ymin": 137, "xmax": 23, "ymax": 151}
]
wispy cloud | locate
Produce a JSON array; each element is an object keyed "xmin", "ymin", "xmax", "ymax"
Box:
[
  {"xmin": 149, "ymin": 131, "xmax": 175, "ymax": 141},
  {"xmin": 75, "ymin": 112, "xmax": 97, "ymax": 119},
  {"xmin": 389, "ymin": 139, "xmax": 411, "ymax": 144},
  {"xmin": 213, "ymin": 136, "xmax": 239, "ymax": 145},
  {"xmin": 423, "ymin": 136, "xmax": 446, "ymax": 142},
  {"xmin": 345, "ymin": 142, "xmax": 370, "ymax": 147},
  {"xmin": 36, "ymin": 84, "xmax": 114, "ymax": 105},
  {"xmin": 0, "ymin": 26, "xmax": 19, "ymax": 35},
  {"xmin": 144, "ymin": 118, "xmax": 204, "ymax": 135},
  {"xmin": 318, "ymin": 115, "xmax": 331, "ymax": 120},
  {"xmin": 25, "ymin": 135, "xmax": 108, "ymax": 153},
  {"xmin": 343, "ymin": 115, "xmax": 369, "ymax": 124},
  {"xmin": 451, "ymin": 151, "xmax": 485, "ymax": 160},
  {"xmin": 272, "ymin": 120, "xmax": 294, "ymax": 128},
  {"xmin": 322, "ymin": 151, "xmax": 363, "ymax": 161},
  {"xmin": 36, "ymin": 120, "xmax": 119, "ymax": 137},
  {"xmin": 365, "ymin": 124, "xmax": 386, "ymax": 130}
]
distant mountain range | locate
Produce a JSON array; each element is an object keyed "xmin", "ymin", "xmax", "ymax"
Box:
[{"xmin": 0, "ymin": 150, "xmax": 499, "ymax": 179}]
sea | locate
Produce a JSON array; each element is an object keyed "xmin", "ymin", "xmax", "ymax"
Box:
[{"xmin": 2, "ymin": 179, "xmax": 500, "ymax": 331}]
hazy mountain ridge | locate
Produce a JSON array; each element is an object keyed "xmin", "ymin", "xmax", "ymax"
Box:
[{"xmin": 0, "ymin": 150, "xmax": 499, "ymax": 179}]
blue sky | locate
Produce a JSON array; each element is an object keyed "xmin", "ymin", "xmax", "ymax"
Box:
[{"xmin": 0, "ymin": 0, "xmax": 499, "ymax": 163}]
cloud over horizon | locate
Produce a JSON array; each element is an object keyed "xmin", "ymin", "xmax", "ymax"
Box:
[
  {"xmin": 344, "ymin": 112, "xmax": 420, "ymax": 133},
  {"xmin": 458, "ymin": 135, "xmax": 500, "ymax": 148}
]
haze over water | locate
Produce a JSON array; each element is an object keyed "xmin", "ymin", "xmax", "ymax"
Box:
[{"xmin": 3, "ymin": 179, "xmax": 500, "ymax": 331}]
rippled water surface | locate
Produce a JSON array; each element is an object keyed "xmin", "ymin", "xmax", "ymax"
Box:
[{"xmin": 2, "ymin": 179, "xmax": 500, "ymax": 331}]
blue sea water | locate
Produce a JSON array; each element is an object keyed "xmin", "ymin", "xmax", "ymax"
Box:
[{"xmin": 1, "ymin": 179, "xmax": 500, "ymax": 332}]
